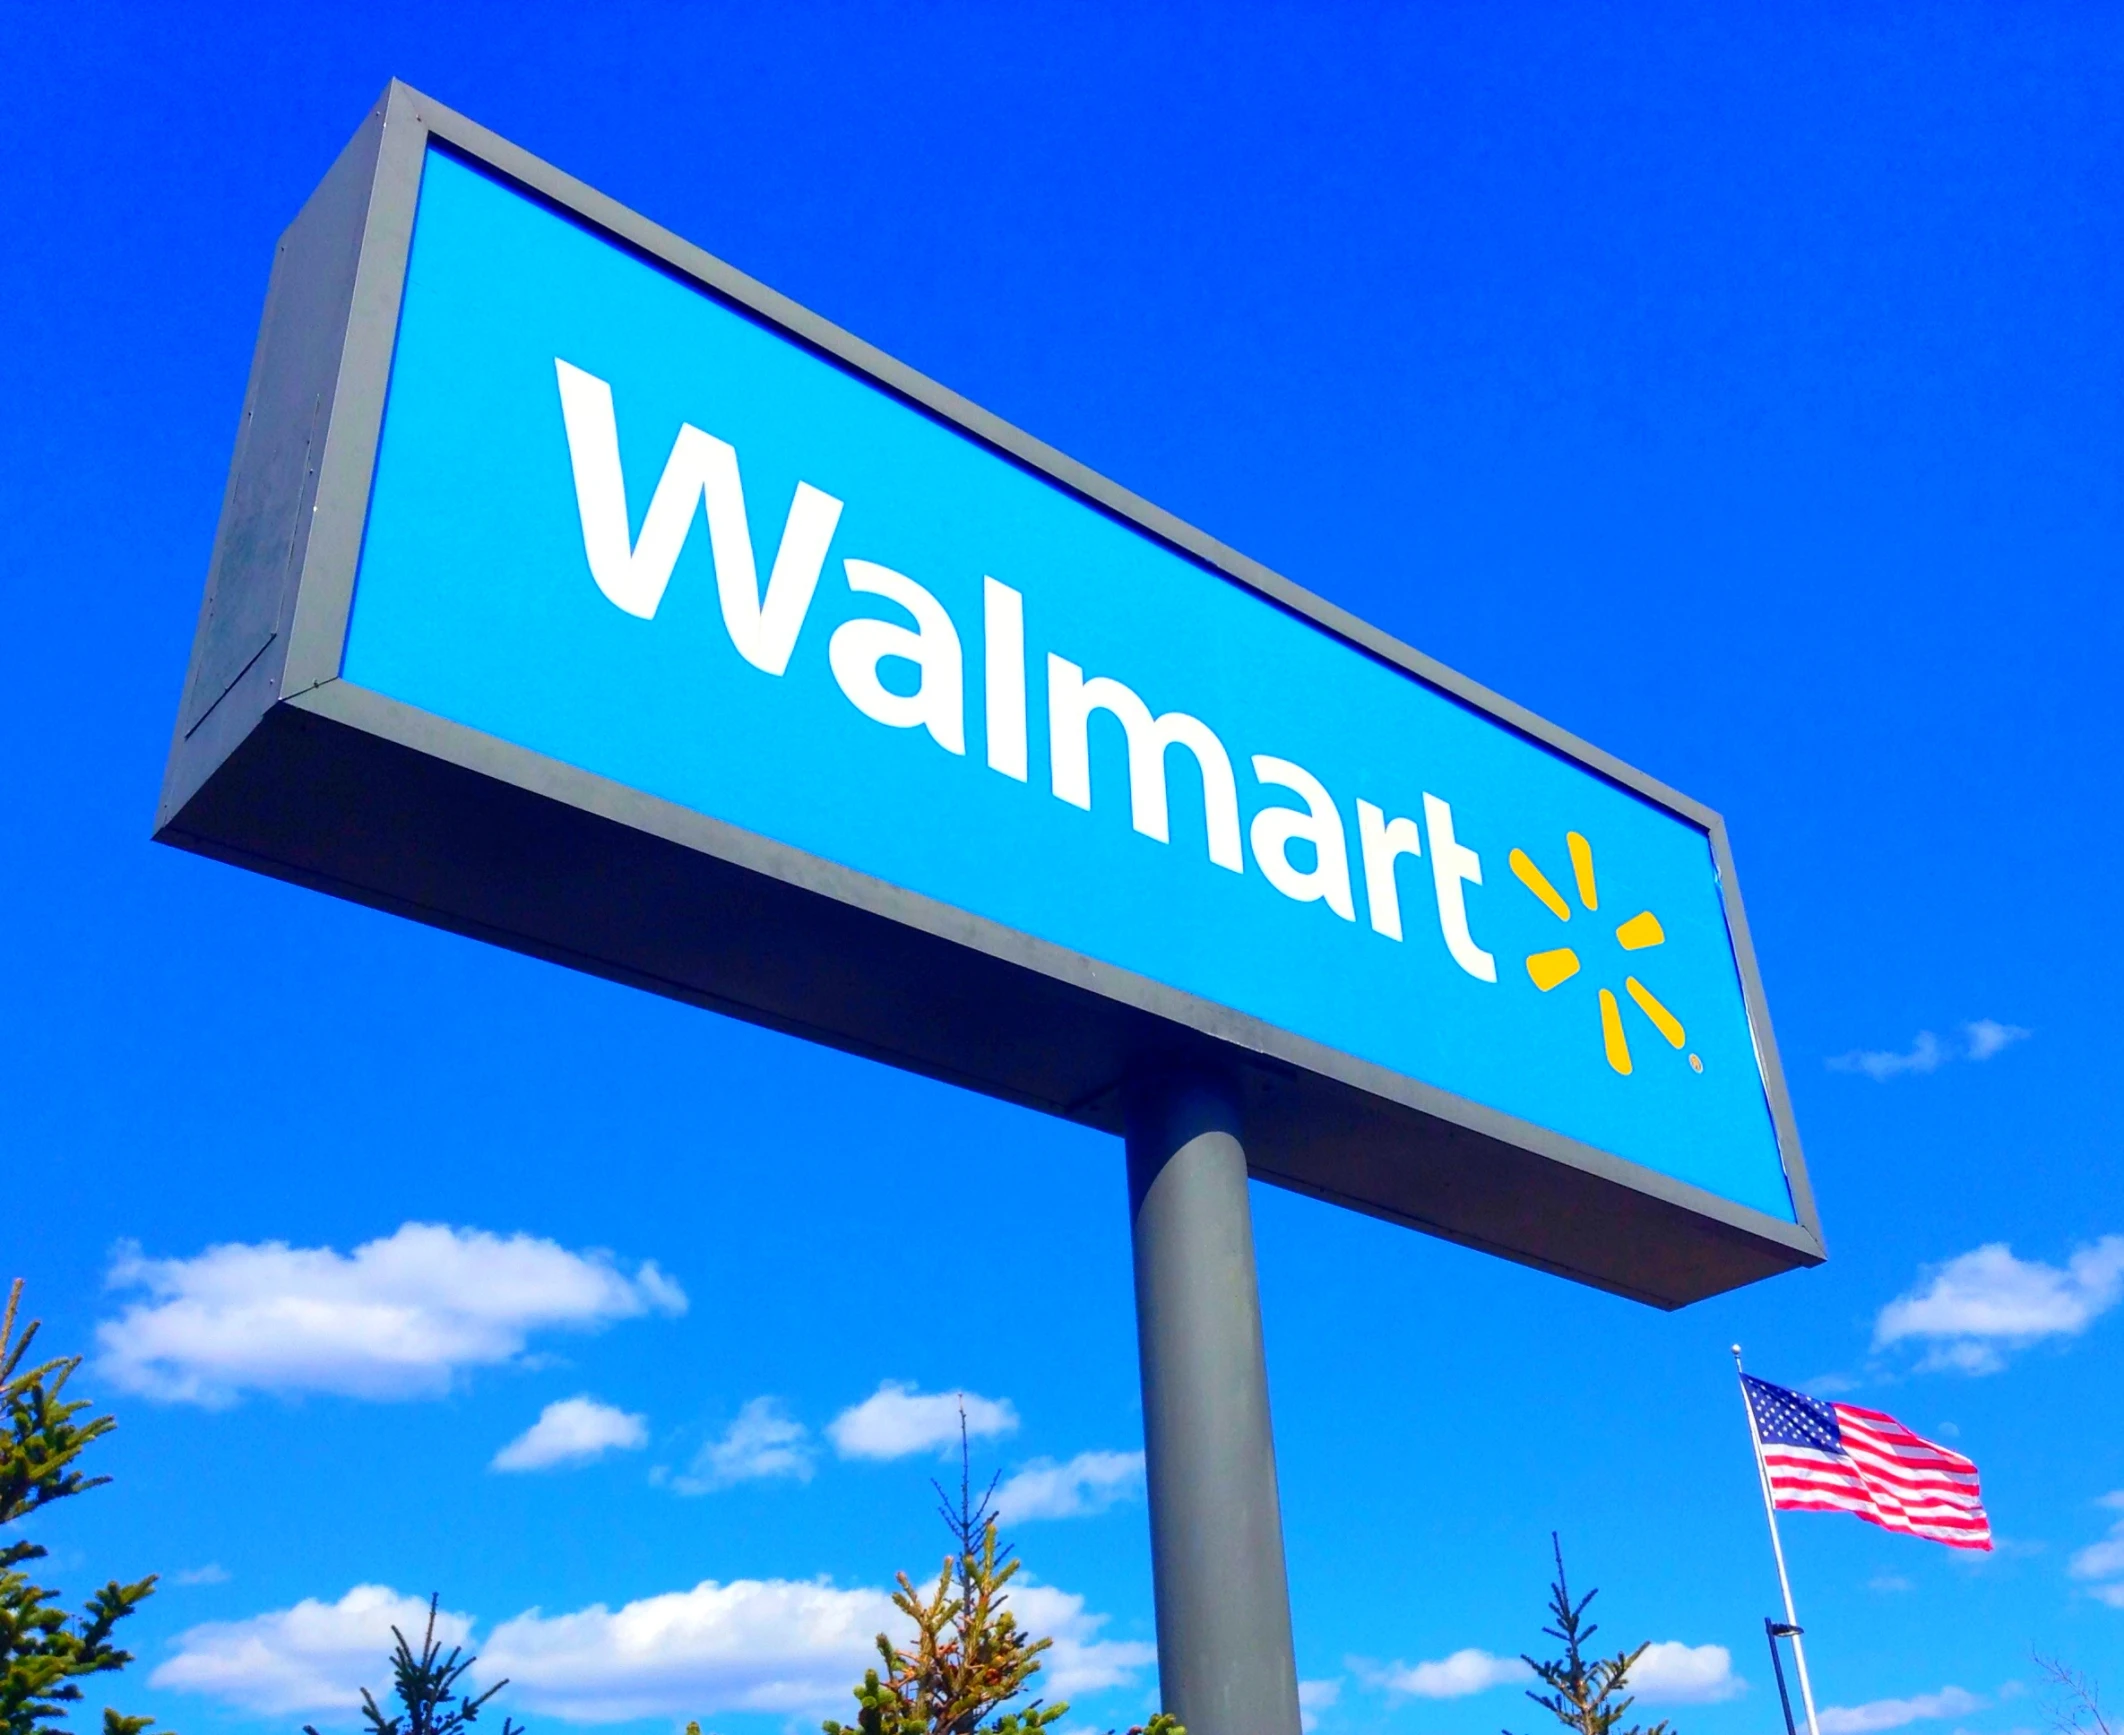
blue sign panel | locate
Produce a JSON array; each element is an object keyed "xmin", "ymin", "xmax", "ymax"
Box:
[{"xmin": 339, "ymin": 148, "xmax": 1794, "ymax": 1222}]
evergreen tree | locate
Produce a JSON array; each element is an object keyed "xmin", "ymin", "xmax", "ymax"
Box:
[
  {"xmin": 817, "ymin": 1419, "xmax": 1179, "ymax": 1735},
  {"xmin": 303, "ymin": 1595, "xmax": 519, "ymax": 1735},
  {"xmin": 0, "ymin": 1279, "xmax": 166, "ymax": 1735},
  {"xmin": 1508, "ymin": 1535, "xmax": 1670, "ymax": 1735},
  {"xmin": 823, "ymin": 1434, "xmax": 1063, "ymax": 1735}
]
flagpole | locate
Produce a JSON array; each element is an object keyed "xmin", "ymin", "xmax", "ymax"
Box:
[{"xmin": 1733, "ymin": 1346, "xmax": 1822, "ymax": 1735}]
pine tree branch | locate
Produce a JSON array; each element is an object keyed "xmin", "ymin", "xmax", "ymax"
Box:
[
  {"xmin": 1506, "ymin": 1539, "xmax": 1671, "ymax": 1735},
  {"xmin": 2, "ymin": 1284, "xmax": 164, "ymax": 1735}
]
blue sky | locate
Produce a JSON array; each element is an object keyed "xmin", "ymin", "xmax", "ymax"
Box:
[{"xmin": 4, "ymin": 5, "xmax": 2122, "ymax": 1735}]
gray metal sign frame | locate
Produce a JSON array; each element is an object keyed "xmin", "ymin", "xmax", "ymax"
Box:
[{"xmin": 156, "ymin": 80, "xmax": 1824, "ymax": 1308}]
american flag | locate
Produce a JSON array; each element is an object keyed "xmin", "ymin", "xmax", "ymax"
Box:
[{"xmin": 1743, "ymin": 1374, "xmax": 1992, "ymax": 1551}]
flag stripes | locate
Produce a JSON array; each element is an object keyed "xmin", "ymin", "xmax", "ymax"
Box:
[{"xmin": 1743, "ymin": 1375, "xmax": 1992, "ymax": 1551}]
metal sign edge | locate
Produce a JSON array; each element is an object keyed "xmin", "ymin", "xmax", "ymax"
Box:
[{"xmin": 162, "ymin": 77, "xmax": 1825, "ymax": 1273}]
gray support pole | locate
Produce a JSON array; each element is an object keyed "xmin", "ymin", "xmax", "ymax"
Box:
[{"xmin": 1125, "ymin": 1071, "xmax": 1302, "ymax": 1735}]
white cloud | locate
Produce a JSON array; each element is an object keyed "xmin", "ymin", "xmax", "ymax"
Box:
[
  {"xmin": 1358, "ymin": 1640, "xmax": 1730, "ymax": 1706},
  {"xmin": 173, "ymin": 1564, "xmax": 230, "ymax": 1587},
  {"xmin": 99, "ymin": 1223, "xmax": 686, "ymax": 1405},
  {"xmin": 1828, "ymin": 1022, "xmax": 2029, "ymax": 1081},
  {"xmin": 1005, "ymin": 1585, "xmax": 1155, "ymax": 1697},
  {"xmin": 493, "ymin": 1397, "xmax": 648, "ymax": 1472},
  {"xmin": 1364, "ymin": 1649, "xmax": 1531, "ymax": 1698},
  {"xmin": 1874, "ymin": 1238, "xmax": 2124, "ymax": 1373},
  {"xmin": 995, "ymin": 1452, "xmax": 1144, "ymax": 1521},
  {"xmin": 152, "ymin": 1585, "xmax": 473, "ymax": 1714},
  {"xmin": 2068, "ymin": 1491, "xmax": 2124, "ymax": 1602},
  {"xmin": 1963, "ymin": 1020, "xmax": 2031, "ymax": 1061},
  {"xmin": 827, "ymin": 1382, "xmax": 1018, "ymax": 1460},
  {"xmin": 156, "ymin": 1577, "xmax": 1147, "ymax": 1725},
  {"xmin": 1830, "ymin": 1031, "xmax": 1946, "ymax": 1080},
  {"xmin": 485, "ymin": 1579, "xmax": 898, "ymax": 1720},
  {"xmin": 1819, "ymin": 1687, "xmax": 1984, "ymax": 1734},
  {"xmin": 1298, "ymin": 1677, "xmax": 1341, "ymax": 1732},
  {"xmin": 674, "ymin": 1398, "xmax": 814, "ymax": 1492},
  {"xmin": 1868, "ymin": 1574, "xmax": 1914, "ymax": 1594},
  {"xmin": 1631, "ymin": 1642, "xmax": 1743, "ymax": 1704},
  {"xmin": 490, "ymin": 1580, "xmax": 1142, "ymax": 1721}
]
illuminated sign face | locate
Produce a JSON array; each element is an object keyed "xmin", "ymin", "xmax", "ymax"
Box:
[
  {"xmin": 159, "ymin": 89, "xmax": 1819, "ymax": 1304},
  {"xmin": 347, "ymin": 150, "xmax": 1789, "ymax": 1220}
]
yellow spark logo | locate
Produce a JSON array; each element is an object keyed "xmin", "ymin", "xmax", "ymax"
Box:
[{"xmin": 1509, "ymin": 832, "xmax": 1701, "ymax": 1078}]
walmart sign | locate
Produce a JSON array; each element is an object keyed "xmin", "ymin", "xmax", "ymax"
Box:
[{"xmin": 158, "ymin": 91, "xmax": 1820, "ymax": 1305}]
